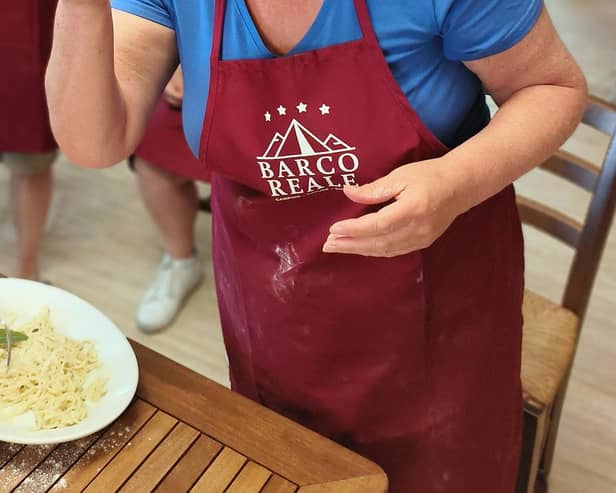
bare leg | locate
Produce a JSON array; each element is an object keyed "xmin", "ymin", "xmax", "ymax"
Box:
[
  {"xmin": 134, "ymin": 157, "xmax": 198, "ymax": 259},
  {"xmin": 11, "ymin": 167, "xmax": 53, "ymax": 280}
]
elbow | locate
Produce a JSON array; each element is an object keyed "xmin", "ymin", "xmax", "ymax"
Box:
[
  {"xmin": 53, "ymin": 132, "xmax": 130, "ymax": 169},
  {"xmin": 549, "ymin": 65, "xmax": 589, "ymax": 133},
  {"xmin": 60, "ymin": 147, "xmax": 125, "ymax": 169},
  {"xmin": 46, "ymin": 80, "xmax": 132, "ymax": 168},
  {"xmin": 578, "ymin": 71, "xmax": 589, "ymax": 99},
  {"xmin": 567, "ymin": 65, "xmax": 589, "ymax": 123},
  {"xmin": 577, "ymin": 76, "xmax": 589, "ymax": 122},
  {"xmin": 49, "ymin": 119, "xmax": 132, "ymax": 169}
]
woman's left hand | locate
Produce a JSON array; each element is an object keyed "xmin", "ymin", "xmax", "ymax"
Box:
[{"xmin": 323, "ymin": 158, "xmax": 468, "ymax": 257}]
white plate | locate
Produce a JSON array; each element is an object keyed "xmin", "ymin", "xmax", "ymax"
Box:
[{"xmin": 0, "ymin": 278, "xmax": 138, "ymax": 444}]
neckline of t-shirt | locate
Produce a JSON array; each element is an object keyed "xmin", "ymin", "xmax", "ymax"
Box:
[{"xmin": 233, "ymin": 0, "xmax": 336, "ymax": 58}]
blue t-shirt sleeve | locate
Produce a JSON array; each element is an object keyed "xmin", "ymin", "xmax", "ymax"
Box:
[
  {"xmin": 435, "ymin": 0, "xmax": 543, "ymax": 61},
  {"xmin": 111, "ymin": 0, "xmax": 175, "ymax": 30}
]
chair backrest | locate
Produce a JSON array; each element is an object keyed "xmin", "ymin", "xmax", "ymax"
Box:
[{"xmin": 516, "ymin": 96, "xmax": 616, "ymax": 321}]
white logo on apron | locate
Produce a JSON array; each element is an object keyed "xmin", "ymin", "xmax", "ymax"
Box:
[{"xmin": 258, "ymin": 104, "xmax": 360, "ymax": 200}]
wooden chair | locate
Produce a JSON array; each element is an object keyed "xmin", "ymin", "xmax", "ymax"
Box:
[{"xmin": 516, "ymin": 95, "xmax": 616, "ymax": 493}]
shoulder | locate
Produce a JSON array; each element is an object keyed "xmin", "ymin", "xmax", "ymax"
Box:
[
  {"xmin": 433, "ymin": 0, "xmax": 542, "ymax": 29},
  {"xmin": 367, "ymin": 0, "xmax": 440, "ymax": 34},
  {"xmin": 432, "ymin": 0, "xmax": 543, "ymax": 60}
]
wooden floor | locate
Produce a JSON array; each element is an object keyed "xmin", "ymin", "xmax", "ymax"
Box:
[{"xmin": 1, "ymin": 1, "xmax": 614, "ymax": 492}]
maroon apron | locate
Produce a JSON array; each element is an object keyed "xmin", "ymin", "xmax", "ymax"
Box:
[
  {"xmin": 0, "ymin": 0, "xmax": 57, "ymax": 152},
  {"xmin": 134, "ymin": 98, "xmax": 210, "ymax": 182},
  {"xmin": 201, "ymin": 1, "xmax": 524, "ymax": 491}
]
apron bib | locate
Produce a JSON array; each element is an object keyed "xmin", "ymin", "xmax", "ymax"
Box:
[
  {"xmin": 200, "ymin": 1, "xmax": 524, "ymax": 491},
  {"xmin": 0, "ymin": 0, "xmax": 57, "ymax": 153},
  {"xmin": 135, "ymin": 98, "xmax": 210, "ymax": 182}
]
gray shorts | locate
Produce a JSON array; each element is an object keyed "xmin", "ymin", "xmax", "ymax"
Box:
[{"xmin": 1, "ymin": 150, "xmax": 58, "ymax": 176}]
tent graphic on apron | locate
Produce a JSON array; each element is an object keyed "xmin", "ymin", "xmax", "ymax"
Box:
[{"xmin": 257, "ymin": 104, "xmax": 360, "ymax": 199}]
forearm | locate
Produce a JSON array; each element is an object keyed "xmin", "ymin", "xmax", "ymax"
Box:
[
  {"xmin": 442, "ymin": 82, "xmax": 587, "ymax": 212},
  {"xmin": 46, "ymin": 1, "xmax": 129, "ymax": 167}
]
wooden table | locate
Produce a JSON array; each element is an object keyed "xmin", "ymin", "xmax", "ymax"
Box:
[{"xmin": 0, "ymin": 340, "xmax": 387, "ymax": 493}]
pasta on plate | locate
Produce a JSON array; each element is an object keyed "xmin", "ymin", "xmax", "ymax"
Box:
[{"xmin": 0, "ymin": 308, "xmax": 108, "ymax": 430}]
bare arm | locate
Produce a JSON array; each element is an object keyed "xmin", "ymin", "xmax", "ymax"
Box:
[
  {"xmin": 446, "ymin": 5, "xmax": 588, "ymax": 210},
  {"xmin": 46, "ymin": 1, "xmax": 177, "ymax": 167},
  {"xmin": 325, "ymin": 7, "xmax": 587, "ymax": 256}
]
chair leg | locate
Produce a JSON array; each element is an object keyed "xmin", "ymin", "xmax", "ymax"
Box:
[
  {"xmin": 516, "ymin": 406, "xmax": 549, "ymax": 493},
  {"xmin": 540, "ymin": 368, "xmax": 572, "ymax": 479},
  {"xmin": 535, "ymin": 472, "xmax": 549, "ymax": 493}
]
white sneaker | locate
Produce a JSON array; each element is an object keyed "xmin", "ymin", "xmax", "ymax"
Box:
[{"xmin": 137, "ymin": 251, "xmax": 204, "ymax": 333}]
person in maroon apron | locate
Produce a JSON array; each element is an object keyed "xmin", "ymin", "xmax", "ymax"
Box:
[
  {"xmin": 46, "ymin": 0, "xmax": 588, "ymax": 490},
  {"xmin": 0, "ymin": 0, "xmax": 58, "ymax": 280},
  {"xmin": 202, "ymin": 2, "xmax": 525, "ymax": 490},
  {"xmin": 132, "ymin": 66, "xmax": 211, "ymax": 332}
]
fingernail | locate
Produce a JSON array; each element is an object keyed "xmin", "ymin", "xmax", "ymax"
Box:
[{"xmin": 323, "ymin": 241, "xmax": 337, "ymax": 252}]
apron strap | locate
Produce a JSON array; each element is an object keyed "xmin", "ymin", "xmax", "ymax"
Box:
[
  {"xmin": 211, "ymin": 0, "xmax": 226, "ymax": 62},
  {"xmin": 353, "ymin": 0, "xmax": 380, "ymax": 47}
]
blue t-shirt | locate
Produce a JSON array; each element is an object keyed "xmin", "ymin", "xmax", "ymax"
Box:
[{"xmin": 111, "ymin": 0, "xmax": 542, "ymax": 157}]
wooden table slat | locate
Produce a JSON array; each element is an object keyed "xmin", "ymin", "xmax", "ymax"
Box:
[
  {"xmin": 154, "ymin": 435, "xmax": 223, "ymax": 493},
  {"xmin": 0, "ymin": 444, "xmax": 56, "ymax": 493},
  {"xmin": 51, "ymin": 399, "xmax": 156, "ymax": 492},
  {"xmin": 14, "ymin": 433, "xmax": 101, "ymax": 493},
  {"xmin": 298, "ymin": 475, "xmax": 390, "ymax": 493},
  {"xmin": 226, "ymin": 461, "xmax": 272, "ymax": 492},
  {"xmin": 119, "ymin": 422, "xmax": 200, "ymax": 493},
  {"xmin": 132, "ymin": 341, "xmax": 386, "ymax": 487},
  {"xmin": 84, "ymin": 410, "xmax": 177, "ymax": 493},
  {"xmin": 0, "ymin": 338, "xmax": 386, "ymax": 493},
  {"xmin": 0, "ymin": 342, "xmax": 385, "ymax": 492},
  {"xmin": 0, "ymin": 442, "xmax": 24, "ymax": 469},
  {"xmin": 190, "ymin": 447, "xmax": 247, "ymax": 493},
  {"xmin": 260, "ymin": 475, "xmax": 299, "ymax": 493}
]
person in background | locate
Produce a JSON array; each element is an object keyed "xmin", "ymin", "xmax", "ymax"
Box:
[
  {"xmin": 132, "ymin": 66, "xmax": 210, "ymax": 332},
  {"xmin": 1, "ymin": 1, "xmax": 59, "ymax": 281},
  {"xmin": 46, "ymin": 0, "xmax": 587, "ymax": 491}
]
